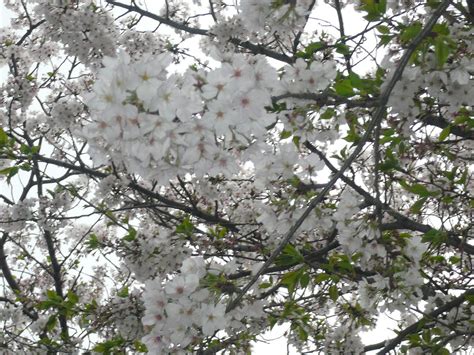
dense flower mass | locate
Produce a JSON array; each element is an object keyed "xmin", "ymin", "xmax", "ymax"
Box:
[
  {"xmin": 82, "ymin": 49, "xmax": 334, "ymax": 189},
  {"xmin": 82, "ymin": 51, "xmax": 282, "ymax": 183},
  {"xmin": 0, "ymin": 0, "xmax": 473, "ymax": 354},
  {"xmin": 141, "ymin": 256, "xmax": 267, "ymax": 352}
]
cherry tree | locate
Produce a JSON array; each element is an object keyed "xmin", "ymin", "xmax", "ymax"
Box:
[{"xmin": 0, "ymin": 0, "xmax": 473, "ymax": 353}]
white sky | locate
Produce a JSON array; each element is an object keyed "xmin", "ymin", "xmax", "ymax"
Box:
[{"xmin": 0, "ymin": 2, "xmax": 12, "ymax": 25}]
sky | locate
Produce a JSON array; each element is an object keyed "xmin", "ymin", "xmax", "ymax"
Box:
[{"xmin": 0, "ymin": 1, "xmax": 13, "ymax": 28}]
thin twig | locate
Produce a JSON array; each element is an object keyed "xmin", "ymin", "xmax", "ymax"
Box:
[{"xmin": 225, "ymin": 0, "xmax": 451, "ymax": 313}]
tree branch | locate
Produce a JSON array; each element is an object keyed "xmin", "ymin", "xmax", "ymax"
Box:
[
  {"xmin": 420, "ymin": 113, "xmax": 474, "ymax": 140},
  {"xmin": 304, "ymin": 141, "xmax": 474, "ymax": 255},
  {"xmin": 0, "ymin": 233, "xmax": 38, "ymax": 321},
  {"xmin": 364, "ymin": 288, "xmax": 474, "ymax": 353},
  {"xmin": 225, "ymin": 0, "xmax": 451, "ymax": 313},
  {"xmin": 105, "ymin": 0, "xmax": 293, "ymax": 64},
  {"xmin": 27, "ymin": 154, "xmax": 239, "ymax": 231}
]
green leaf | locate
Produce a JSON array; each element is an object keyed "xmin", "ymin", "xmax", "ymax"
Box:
[
  {"xmin": 281, "ymin": 267, "xmax": 306, "ymax": 295},
  {"xmin": 432, "ymin": 23, "xmax": 449, "ymax": 36},
  {"xmin": 176, "ymin": 217, "xmax": 194, "ymax": 236},
  {"xmin": 46, "ymin": 290, "xmax": 61, "ymax": 301},
  {"xmin": 379, "ymin": 128, "xmax": 396, "ymax": 144},
  {"xmin": 438, "ymin": 125, "xmax": 451, "ymax": 141},
  {"xmin": 62, "ymin": 291, "xmax": 79, "ymax": 319},
  {"xmin": 412, "ymin": 183, "xmax": 431, "ymax": 196},
  {"xmin": 291, "ymin": 320, "xmax": 310, "ymax": 342},
  {"xmin": 20, "ymin": 144, "xmax": 40, "ymax": 155},
  {"xmin": 320, "ymin": 108, "xmax": 335, "ymax": 120},
  {"xmin": 442, "ymin": 166, "xmax": 457, "ymax": 181},
  {"xmin": 428, "ymin": 255, "xmax": 445, "ymax": 263},
  {"xmin": 435, "ymin": 36, "xmax": 450, "ymax": 68},
  {"xmin": 66, "ymin": 290, "xmax": 79, "ymax": 305},
  {"xmin": 298, "ymin": 42, "xmax": 326, "ymax": 59},
  {"xmin": 329, "ymin": 285, "xmax": 339, "ymax": 302},
  {"xmin": 123, "ymin": 226, "xmax": 137, "ymax": 242},
  {"xmin": 217, "ymin": 226, "xmax": 228, "ymax": 239},
  {"xmin": 379, "ymin": 34, "xmax": 393, "ymax": 46},
  {"xmin": 449, "ymin": 256, "xmax": 461, "ymax": 264},
  {"xmin": 292, "ymin": 135, "xmax": 300, "ymax": 147},
  {"xmin": 280, "ymin": 130, "xmax": 292, "ymax": 139},
  {"xmin": 400, "ymin": 182, "xmax": 436, "ymax": 197},
  {"xmin": 380, "ymin": 147, "xmax": 400, "ymax": 172},
  {"xmin": 93, "ymin": 337, "xmax": 125, "ymax": 354},
  {"xmin": 86, "ymin": 234, "xmax": 101, "ymax": 250},
  {"xmin": 334, "ymin": 79, "xmax": 354, "ymax": 97},
  {"xmin": 275, "ymin": 244, "xmax": 304, "ymax": 267},
  {"xmin": 269, "ymin": 101, "xmax": 287, "ymax": 113},
  {"xmin": 344, "ymin": 124, "xmax": 360, "ymax": 143},
  {"xmin": 0, "ymin": 166, "xmax": 19, "ymax": 181},
  {"xmin": 117, "ymin": 287, "xmax": 129, "ymax": 298},
  {"xmin": 37, "ymin": 290, "xmax": 63, "ymax": 311},
  {"xmin": 422, "ymin": 229, "xmax": 447, "ymax": 245},
  {"xmin": 20, "ymin": 144, "xmax": 32, "ymax": 155},
  {"xmin": 299, "ymin": 272, "xmax": 310, "ymax": 288},
  {"xmin": 400, "ymin": 22, "xmax": 422, "ymax": 44},
  {"xmin": 314, "ymin": 273, "xmax": 331, "ymax": 284},
  {"xmin": 348, "ymin": 72, "xmax": 363, "ymax": 88},
  {"xmin": 19, "ymin": 163, "xmax": 31, "ymax": 171},
  {"xmin": 377, "ymin": 25, "xmax": 390, "ymax": 34},
  {"xmin": 329, "ymin": 254, "xmax": 354, "ymax": 273},
  {"xmin": 259, "ymin": 282, "xmax": 272, "ymax": 289},
  {"xmin": 359, "ymin": 0, "xmax": 386, "ymax": 21},
  {"xmin": 45, "ymin": 315, "xmax": 57, "ymax": 332},
  {"xmin": 0, "ymin": 127, "xmax": 8, "ymax": 146},
  {"xmin": 457, "ymin": 169, "xmax": 468, "ymax": 185},
  {"xmin": 465, "ymin": 295, "xmax": 474, "ymax": 304},
  {"xmin": 134, "ymin": 340, "xmax": 148, "ymax": 353},
  {"xmin": 453, "ymin": 109, "xmax": 470, "ymax": 125},
  {"xmin": 410, "ymin": 197, "xmax": 427, "ymax": 214},
  {"xmin": 336, "ymin": 43, "xmax": 350, "ymax": 56}
]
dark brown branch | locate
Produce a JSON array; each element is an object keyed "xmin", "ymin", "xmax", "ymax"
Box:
[
  {"xmin": 0, "ymin": 233, "xmax": 38, "ymax": 321},
  {"xmin": 272, "ymin": 92, "xmax": 379, "ymax": 108},
  {"xmin": 420, "ymin": 113, "xmax": 474, "ymax": 140},
  {"xmin": 227, "ymin": 240, "xmax": 341, "ymax": 280},
  {"xmin": 28, "ymin": 154, "xmax": 239, "ymax": 231},
  {"xmin": 105, "ymin": 0, "xmax": 293, "ymax": 64},
  {"xmin": 304, "ymin": 141, "xmax": 474, "ymax": 256},
  {"xmin": 106, "ymin": 0, "xmax": 207, "ymax": 35},
  {"xmin": 364, "ymin": 288, "xmax": 474, "ymax": 353},
  {"xmin": 16, "ymin": 20, "xmax": 46, "ymax": 46},
  {"xmin": 44, "ymin": 230, "xmax": 69, "ymax": 338},
  {"xmin": 225, "ymin": 0, "xmax": 451, "ymax": 313},
  {"xmin": 32, "ymin": 150, "xmax": 70, "ymax": 339},
  {"xmin": 0, "ymin": 233, "xmax": 21, "ymax": 294},
  {"xmin": 334, "ymin": 0, "xmax": 351, "ymax": 72},
  {"xmin": 292, "ymin": 0, "xmax": 317, "ymax": 54}
]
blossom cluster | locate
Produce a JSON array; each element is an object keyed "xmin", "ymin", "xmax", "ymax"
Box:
[
  {"xmin": 384, "ymin": 23, "xmax": 473, "ymax": 134},
  {"xmin": 238, "ymin": 0, "xmax": 314, "ymax": 36},
  {"xmin": 1, "ymin": 0, "xmax": 472, "ymax": 353},
  {"xmin": 141, "ymin": 256, "xmax": 266, "ymax": 353},
  {"xmin": 82, "ymin": 48, "xmax": 336, "ymax": 191},
  {"xmin": 33, "ymin": 1, "xmax": 117, "ymax": 65},
  {"xmin": 120, "ymin": 224, "xmax": 191, "ymax": 282},
  {"xmin": 83, "ymin": 50, "xmax": 279, "ymax": 183}
]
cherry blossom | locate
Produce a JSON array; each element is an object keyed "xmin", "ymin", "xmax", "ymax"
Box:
[{"xmin": 0, "ymin": 0, "xmax": 472, "ymax": 354}]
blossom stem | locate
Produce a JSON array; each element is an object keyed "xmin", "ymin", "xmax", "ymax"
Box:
[{"xmin": 225, "ymin": 0, "xmax": 452, "ymax": 314}]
